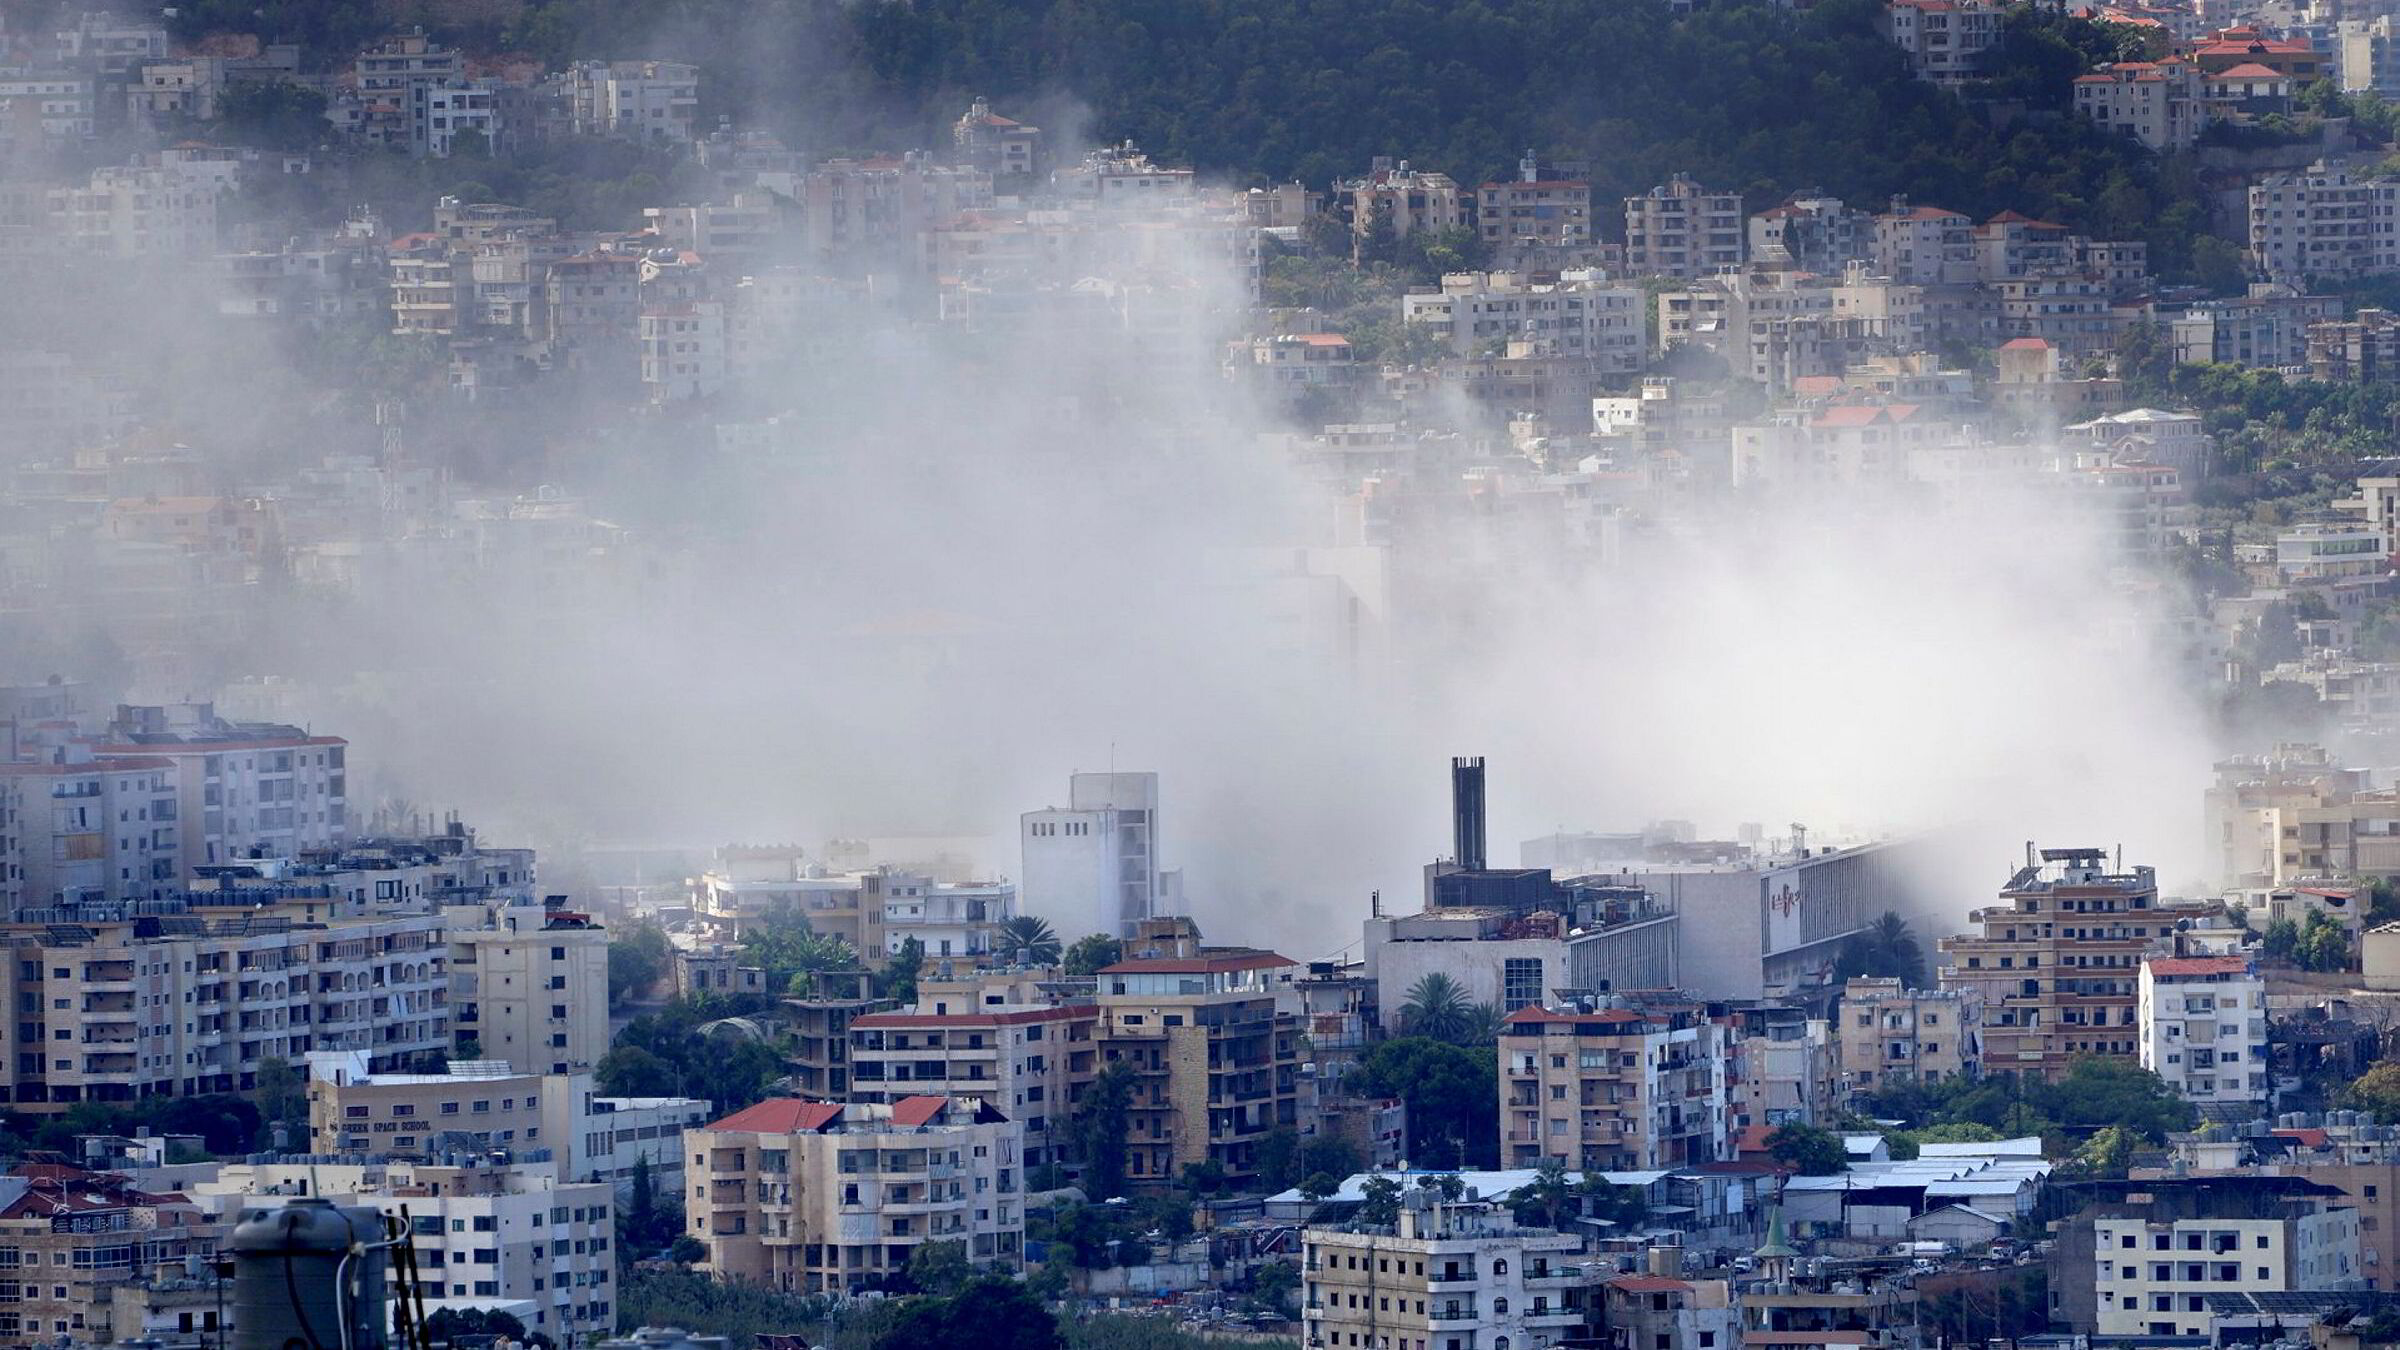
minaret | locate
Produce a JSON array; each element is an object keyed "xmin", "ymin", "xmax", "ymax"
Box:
[{"xmin": 1753, "ymin": 1204, "xmax": 1799, "ymax": 1283}]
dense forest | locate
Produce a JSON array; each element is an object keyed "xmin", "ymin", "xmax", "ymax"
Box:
[{"xmin": 153, "ymin": 0, "xmax": 2228, "ymax": 274}]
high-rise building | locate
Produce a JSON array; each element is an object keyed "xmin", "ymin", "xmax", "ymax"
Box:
[
  {"xmin": 94, "ymin": 702, "xmax": 349, "ymax": 868},
  {"xmin": 1020, "ymin": 771, "xmax": 1159, "ymax": 939},
  {"xmin": 1937, "ymin": 847, "xmax": 2182, "ymax": 1083},
  {"xmin": 849, "ymin": 1004, "xmax": 1100, "ymax": 1170},
  {"xmin": 1833, "ymin": 976, "xmax": 1982, "ymax": 1103},
  {"xmin": 1624, "ymin": 174, "xmax": 1746, "ymax": 278},
  {"xmin": 445, "ymin": 902, "xmax": 610, "ymax": 1074},
  {"xmin": 1094, "ymin": 941, "xmax": 1301, "ymax": 1189}
]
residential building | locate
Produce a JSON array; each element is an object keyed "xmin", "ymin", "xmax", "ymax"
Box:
[
  {"xmin": 193, "ymin": 1152, "xmax": 615, "ymax": 1341},
  {"xmin": 1599, "ymin": 1249, "xmax": 1741, "ymax": 1350},
  {"xmin": 1021, "ymin": 771, "xmax": 1160, "ymax": 940},
  {"xmin": 2342, "ymin": 15, "xmax": 2400, "ymax": 96},
  {"xmin": 2063, "ymin": 407, "xmax": 2215, "ymax": 485},
  {"xmin": 1095, "ymin": 945, "xmax": 1302, "ymax": 1188},
  {"xmin": 1873, "ymin": 202, "xmax": 1978, "ymax": 285},
  {"xmin": 683, "ymin": 1095, "xmax": 1023, "ymax": 1291},
  {"xmin": 352, "ymin": 33, "xmax": 465, "ymax": 149},
  {"xmin": 638, "ymin": 300, "xmax": 726, "ymax": 402},
  {"xmin": 1834, "ymin": 976, "xmax": 1981, "ymax": 1101},
  {"xmin": 2250, "ymin": 162, "xmax": 2400, "ymax": 282},
  {"xmin": 1337, "ymin": 160, "xmax": 1469, "ymax": 242},
  {"xmin": 953, "ymin": 97, "xmax": 1042, "ymax": 179},
  {"xmin": 93, "ymin": 702, "xmax": 348, "ymax": 869},
  {"xmin": 2278, "ymin": 521, "xmax": 2390, "ymax": 580},
  {"xmin": 1624, "ymin": 175, "xmax": 1746, "ymax": 278},
  {"xmin": 848, "ymin": 1004, "xmax": 1100, "ymax": 1170},
  {"xmin": 1499, "ymin": 995, "xmax": 1732, "ymax": 1170},
  {"xmin": 2193, "ymin": 26, "xmax": 2328, "ymax": 81},
  {"xmin": 305, "ymin": 1053, "xmax": 608, "ymax": 1181},
  {"xmin": 2206, "ymin": 744, "xmax": 2372, "ymax": 888},
  {"xmin": 1885, "ymin": 0, "xmax": 2008, "ymax": 83},
  {"xmin": 44, "ymin": 164, "xmax": 219, "ymax": 258},
  {"xmin": 2138, "ymin": 955, "xmax": 2267, "ymax": 1107},
  {"xmin": 1402, "ymin": 270, "xmax": 1646, "ymax": 371},
  {"xmin": 1729, "ymin": 1002, "xmax": 1837, "ymax": 1129},
  {"xmin": 411, "ymin": 80, "xmax": 498, "ymax": 157},
  {"xmin": 1750, "ymin": 194, "xmax": 1873, "ymax": 273},
  {"xmin": 1364, "ymin": 880, "xmax": 1678, "ymax": 1023},
  {"xmin": 1937, "ymin": 847, "xmax": 2182, "ymax": 1083},
  {"xmin": 0, "ymin": 899, "xmax": 448, "ymax": 1111},
  {"xmin": 0, "ymin": 752, "xmax": 181, "ymax": 911},
  {"xmin": 446, "ymin": 903, "xmax": 610, "ymax": 1074},
  {"xmin": 0, "ymin": 1166, "xmax": 216, "ymax": 1347},
  {"xmin": 0, "ymin": 70, "xmax": 97, "ymax": 141},
  {"xmin": 587, "ymin": 1095, "xmax": 714, "ymax": 1191},
  {"xmin": 1478, "ymin": 158, "xmax": 1596, "ymax": 254},
  {"xmin": 1303, "ymin": 1190, "xmax": 1590, "ymax": 1350},
  {"xmin": 2168, "ymin": 285, "xmax": 2337, "ymax": 368},
  {"xmin": 2074, "ymin": 60, "xmax": 2205, "ymax": 151},
  {"xmin": 53, "ymin": 14, "xmax": 169, "ymax": 73},
  {"xmin": 2064, "ymin": 1176, "xmax": 2363, "ymax": 1336},
  {"xmin": 779, "ymin": 987, "xmax": 890, "ymax": 1098},
  {"xmin": 2309, "ymin": 308, "xmax": 2400, "ymax": 382},
  {"xmin": 561, "ymin": 60, "xmax": 700, "ymax": 143}
]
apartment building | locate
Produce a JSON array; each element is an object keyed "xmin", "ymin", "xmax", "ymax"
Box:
[
  {"xmin": 684, "ymin": 1095, "xmax": 1023, "ymax": 1292},
  {"xmin": 1095, "ymin": 948, "xmax": 1302, "ymax": 1188},
  {"xmin": 1599, "ymin": 1248, "xmax": 1741, "ymax": 1350},
  {"xmin": 0, "ymin": 1167, "xmax": 217, "ymax": 1347},
  {"xmin": 1478, "ymin": 165, "xmax": 1596, "ymax": 253},
  {"xmin": 195, "ymin": 1153, "xmax": 616, "ymax": 1341},
  {"xmin": 1624, "ymin": 175, "xmax": 1746, "ymax": 279},
  {"xmin": 1874, "ymin": 203, "xmax": 1978, "ymax": 285},
  {"xmin": 2138, "ymin": 956, "xmax": 2267, "ymax": 1106},
  {"xmin": 1729, "ymin": 1003, "xmax": 1836, "ymax": 1129},
  {"xmin": 0, "ymin": 71, "xmax": 97, "ymax": 140},
  {"xmin": 1750, "ymin": 194, "xmax": 1873, "ymax": 273},
  {"xmin": 0, "ymin": 900, "xmax": 447, "ymax": 1110},
  {"xmin": 2081, "ymin": 1183, "xmax": 2362, "ymax": 1335},
  {"xmin": 1303, "ymin": 1190, "xmax": 1590, "ymax": 1350},
  {"xmin": 848, "ymin": 1004, "xmax": 1100, "ymax": 1170},
  {"xmin": 2074, "ymin": 61, "xmax": 2205, "ymax": 151},
  {"xmin": 561, "ymin": 60, "xmax": 700, "ymax": 143},
  {"xmin": 1499, "ymin": 996, "xmax": 1731, "ymax": 1171},
  {"xmin": 351, "ymin": 33, "xmax": 466, "ymax": 149},
  {"xmin": 0, "ymin": 753, "xmax": 180, "ymax": 912},
  {"xmin": 2169, "ymin": 285, "xmax": 2336, "ymax": 368},
  {"xmin": 305, "ymin": 1054, "xmax": 606, "ymax": 1175},
  {"xmin": 587, "ymin": 1095, "xmax": 714, "ymax": 1192},
  {"xmin": 2343, "ymin": 16, "xmax": 2400, "ymax": 96},
  {"xmin": 1337, "ymin": 161, "xmax": 1469, "ymax": 241},
  {"xmin": 1402, "ymin": 270, "xmax": 1646, "ymax": 371},
  {"xmin": 1834, "ymin": 976, "xmax": 1981, "ymax": 1101},
  {"xmin": 445, "ymin": 903, "xmax": 609, "ymax": 1074},
  {"xmin": 1938, "ymin": 847, "xmax": 2180, "ymax": 1083},
  {"xmin": 2249, "ymin": 162, "xmax": 2400, "ymax": 281},
  {"xmin": 94, "ymin": 703, "xmax": 348, "ymax": 869},
  {"xmin": 43, "ymin": 165, "xmax": 219, "ymax": 258},
  {"xmin": 1884, "ymin": 0, "xmax": 2007, "ymax": 83}
]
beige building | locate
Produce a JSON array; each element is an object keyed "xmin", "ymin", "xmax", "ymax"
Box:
[
  {"xmin": 0, "ymin": 900, "xmax": 447, "ymax": 1112},
  {"xmin": 849, "ymin": 1004, "xmax": 1099, "ymax": 1170},
  {"xmin": 1884, "ymin": 0, "xmax": 2007, "ymax": 83},
  {"xmin": 305, "ymin": 1054, "xmax": 608, "ymax": 1179},
  {"xmin": 1303, "ymin": 1191, "xmax": 1589, "ymax": 1350},
  {"xmin": 0, "ymin": 1166, "xmax": 217, "ymax": 1347},
  {"xmin": 1095, "ymin": 948, "xmax": 1303, "ymax": 1189},
  {"xmin": 446, "ymin": 903, "xmax": 610, "ymax": 1073},
  {"xmin": 684, "ymin": 1095, "xmax": 1023, "ymax": 1292},
  {"xmin": 2073, "ymin": 61, "xmax": 2205, "ymax": 151},
  {"xmin": 1624, "ymin": 174, "xmax": 1746, "ymax": 279},
  {"xmin": 1938, "ymin": 848, "xmax": 2180, "ymax": 1083},
  {"xmin": 1499, "ymin": 996, "xmax": 1731, "ymax": 1171},
  {"xmin": 1338, "ymin": 161, "xmax": 1468, "ymax": 242},
  {"xmin": 1834, "ymin": 976, "xmax": 1981, "ymax": 1102},
  {"xmin": 2205, "ymin": 745, "xmax": 2371, "ymax": 888}
]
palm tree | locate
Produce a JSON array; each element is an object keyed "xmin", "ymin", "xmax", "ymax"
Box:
[
  {"xmin": 1838, "ymin": 910, "xmax": 1926, "ymax": 988},
  {"xmin": 1401, "ymin": 972, "xmax": 1473, "ymax": 1042},
  {"xmin": 995, "ymin": 915, "xmax": 1062, "ymax": 965}
]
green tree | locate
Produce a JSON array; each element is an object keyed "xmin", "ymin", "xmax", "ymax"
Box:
[
  {"xmin": 996, "ymin": 915, "xmax": 1063, "ymax": 965},
  {"xmin": 1767, "ymin": 1123, "xmax": 1850, "ymax": 1175},
  {"xmin": 1512, "ymin": 1157, "xmax": 1577, "ymax": 1229},
  {"xmin": 2346, "ymin": 1061, "xmax": 2400, "ymax": 1121},
  {"xmin": 905, "ymin": 1238, "xmax": 973, "ymax": 1295},
  {"xmin": 252, "ymin": 1055, "xmax": 308, "ymax": 1151},
  {"xmin": 1259, "ymin": 1124, "xmax": 1302, "ymax": 1191},
  {"xmin": 213, "ymin": 80, "xmax": 328, "ymax": 152},
  {"xmin": 883, "ymin": 936, "xmax": 926, "ymax": 1003},
  {"xmin": 595, "ymin": 1044, "xmax": 682, "ymax": 1098},
  {"xmin": 1399, "ymin": 972, "xmax": 1474, "ymax": 1042},
  {"xmin": 1351, "ymin": 1037, "xmax": 1498, "ymax": 1167},
  {"xmin": 1299, "ymin": 1134, "xmax": 1362, "ymax": 1183},
  {"xmin": 668, "ymin": 1235, "xmax": 705, "ymax": 1264},
  {"xmin": 1069, "ymin": 1061, "xmax": 1135, "ymax": 1198},
  {"xmin": 883, "ymin": 1277, "xmax": 1064, "ymax": 1350},
  {"xmin": 1063, "ymin": 934, "xmax": 1124, "ymax": 976},
  {"xmin": 609, "ymin": 920, "xmax": 672, "ymax": 1009},
  {"xmin": 741, "ymin": 908, "xmax": 863, "ymax": 993},
  {"xmin": 1358, "ymin": 1174, "xmax": 1402, "ymax": 1225},
  {"xmin": 1834, "ymin": 911, "xmax": 1928, "ymax": 988},
  {"xmin": 2074, "ymin": 1123, "xmax": 2139, "ymax": 1177},
  {"xmin": 2264, "ymin": 915, "xmax": 2302, "ymax": 962}
]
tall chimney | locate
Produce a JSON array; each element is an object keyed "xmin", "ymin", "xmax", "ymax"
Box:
[{"xmin": 1451, "ymin": 756, "xmax": 1487, "ymax": 871}]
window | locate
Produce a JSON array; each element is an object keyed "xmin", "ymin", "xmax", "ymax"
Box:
[{"xmin": 1503, "ymin": 958, "xmax": 1544, "ymax": 1012}]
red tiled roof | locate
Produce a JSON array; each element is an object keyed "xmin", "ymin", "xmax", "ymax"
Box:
[
  {"xmin": 2000, "ymin": 337, "xmax": 2052, "ymax": 350},
  {"xmin": 2213, "ymin": 62, "xmax": 2285, "ymax": 77},
  {"xmin": 890, "ymin": 1095, "xmax": 951, "ymax": 1128},
  {"xmin": 702, "ymin": 1099, "xmax": 842, "ymax": 1134},
  {"xmin": 2273, "ymin": 1127, "xmax": 2331, "ymax": 1149},
  {"xmin": 2144, "ymin": 956, "xmax": 2250, "ymax": 977}
]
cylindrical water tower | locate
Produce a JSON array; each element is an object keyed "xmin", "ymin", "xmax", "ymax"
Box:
[{"xmin": 232, "ymin": 1198, "xmax": 389, "ymax": 1350}]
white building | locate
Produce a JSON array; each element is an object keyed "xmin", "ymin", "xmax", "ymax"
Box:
[
  {"xmin": 44, "ymin": 164, "xmax": 219, "ymax": 258},
  {"xmin": 412, "ymin": 81, "xmax": 499, "ymax": 157},
  {"xmin": 2276, "ymin": 522, "xmax": 2389, "ymax": 580},
  {"xmin": 588, "ymin": 1095, "xmax": 714, "ymax": 1192},
  {"xmin": 2064, "ymin": 407, "xmax": 2215, "ymax": 485},
  {"xmin": 194, "ymin": 1154, "xmax": 616, "ymax": 1340},
  {"xmin": 1020, "ymin": 771, "xmax": 1159, "ymax": 939},
  {"xmin": 1402, "ymin": 270, "xmax": 1646, "ymax": 371},
  {"xmin": 638, "ymin": 301, "xmax": 726, "ymax": 402},
  {"xmin": 93, "ymin": 703, "xmax": 349, "ymax": 868},
  {"xmin": 1885, "ymin": 0, "xmax": 2007, "ymax": 83},
  {"xmin": 2138, "ymin": 956, "xmax": 2268, "ymax": 1106},
  {"xmin": 2094, "ymin": 1204, "xmax": 2362, "ymax": 1336},
  {"xmin": 1303, "ymin": 1189, "xmax": 1589, "ymax": 1350},
  {"xmin": 444, "ymin": 904, "xmax": 611, "ymax": 1074},
  {"xmin": 2250, "ymin": 162, "xmax": 2400, "ymax": 281}
]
